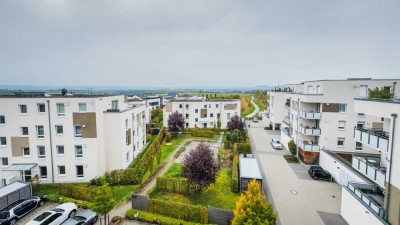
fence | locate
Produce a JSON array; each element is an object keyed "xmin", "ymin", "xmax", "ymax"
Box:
[{"xmin": 131, "ymin": 194, "xmax": 149, "ymax": 211}]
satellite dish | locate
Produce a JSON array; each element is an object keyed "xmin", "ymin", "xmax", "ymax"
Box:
[{"xmin": 61, "ymin": 88, "xmax": 67, "ymax": 96}]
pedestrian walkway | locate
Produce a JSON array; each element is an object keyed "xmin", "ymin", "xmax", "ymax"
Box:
[{"xmin": 246, "ymin": 96, "xmax": 260, "ymax": 118}]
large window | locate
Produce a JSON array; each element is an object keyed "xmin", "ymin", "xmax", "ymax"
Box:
[
  {"xmin": 339, "ymin": 104, "xmax": 347, "ymax": 113},
  {"xmin": 359, "ymin": 85, "xmax": 368, "ymax": 98},
  {"xmin": 57, "ymin": 103, "xmax": 65, "ymax": 116},
  {"xmin": 55, "ymin": 125, "xmax": 63, "ymax": 135},
  {"xmin": 37, "ymin": 103, "xmax": 46, "ymax": 113},
  {"xmin": 76, "ymin": 165, "xmax": 84, "ymax": 178},
  {"xmin": 36, "ymin": 126, "xmax": 44, "ymax": 138},
  {"xmin": 19, "ymin": 104, "xmax": 27, "ymax": 114},
  {"xmin": 74, "ymin": 125, "xmax": 82, "ymax": 137},
  {"xmin": 39, "ymin": 166, "xmax": 47, "ymax": 179},
  {"xmin": 22, "ymin": 147, "xmax": 30, "ymax": 156},
  {"xmin": 337, "ymin": 138, "xmax": 345, "ymax": 147},
  {"xmin": 21, "ymin": 127, "xmax": 29, "ymax": 135},
  {"xmin": 0, "ymin": 115, "xmax": 5, "ymax": 124},
  {"xmin": 1, "ymin": 158, "xmax": 8, "ymax": 166},
  {"xmin": 58, "ymin": 166, "xmax": 66, "ymax": 176},
  {"xmin": 338, "ymin": 120, "xmax": 346, "ymax": 129},
  {"xmin": 56, "ymin": 145, "xmax": 64, "ymax": 155},
  {"xmin": 179, "ymin": 104, "xmax": 183, "ymax": 109},
  {"xmin": 38, "ymin": 146, "xmax": 45, "ymax": 158},
  {"xmin": 0, "ymin": 137, "xmax": 6, "ymax": 146},
  {"xmin": 79, "ymin": 103, "xmax": 87, "ymax": 112},
  {"xmin": 111, "ymin": 100, "xmax": 118, "ymax": 110},
  {"xmin": 195, "ymin": 109, "xmax": 198, "ymax": 113},
  {"xmin": 185, "ymin": 114, "xmax": 189, "ymax": 119},
  {"xmin": 75, "ymin": 146, "xmax": 83, "ymax": 158}
]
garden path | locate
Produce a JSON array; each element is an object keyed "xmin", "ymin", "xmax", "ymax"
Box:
[{"xmin": 246, "ymin": 96, "xmax": 260, "ymax": 118}]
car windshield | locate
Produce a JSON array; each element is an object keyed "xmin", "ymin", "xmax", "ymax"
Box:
[
  {"xmin": 34, "ymin": 212, "xmax": 52, "ymax": 221},
  {"xmin": 52, "ymin": 208, "xmax": 65, "ymax": 212},
  {"xmin": 74, "ymin": 216, "xmax": 86, "ymax": 221},
  {"xmin": 0, "ymin": 211, "xmax": 8, "ymax": 219}
]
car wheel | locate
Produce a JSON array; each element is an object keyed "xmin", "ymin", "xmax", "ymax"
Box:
[
  {"xmin": 69, "ymin": 209, "xmax": 77, "ymax": 218},
  {"xmin": 38, "ymin": 201, "xmax": 44, "ymax": 206},
  {"xmin": 92, "ymin": 216, "xmax": 98, "ymax": 225},
  {"xmin": 313, "ymin": 176, "xmax": 318, "ymax": 180},
  {"xmin": 10, "ymin": 218, "xmax": 17, "ymax": 225}
]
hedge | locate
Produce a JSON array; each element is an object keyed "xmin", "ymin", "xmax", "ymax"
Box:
[
  {"xmin": 233, "ymin": 143, "xmax": 252, "ymax": 154},
  {"xmin": 156, "ymin": 177, "xmax": 189, "ymax": 194},
  {"xmin": 126, "ymin": 209, "xmax": 212, "ymax": 225},
  {"xmin": 110, "ymin": 166, "xmax": 143, "ymax": 185},
  {"xmin": 47, "ymin": 194, "xmax": 93, "ymax": 209},
  {"xmin": 190, "ymin": 129, "xmax": 215, "ymax": 138},
  {"xmin": 231, "ymin": 155, "xmax": 239, "ymax": 193},
  {"xmin": 149, "ymin": 199, "xmax": 208, "ymax": 224},
  {"xmin": 33, "ymin": 183, "xmax": 96, "ymax": 202}
]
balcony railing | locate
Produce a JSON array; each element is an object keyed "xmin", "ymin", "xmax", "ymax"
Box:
[
  {"xmin": 282, "ymin": 116, "xmax": 290, "ymax": 125},
  {"xmin": 298, "ymin": 140, "xmax": 320, "ymax": 152},
  {"xmin": 354, "ymin": 127, "xmax": 389, "ymax": 152},
  {"xmin": 352, "ymin": 156, "xmax": 386, "ymax": 188},
  {"xmin": 299, "ymin": 125, "xmax": 321, "ymax": 136},
  {"xmin": 347, "ymin": 182, "xmax": 386, "ymax": 221},
  {"xmin": 299, "ymin": 111, "xmax": 321, "ymax": 119}
]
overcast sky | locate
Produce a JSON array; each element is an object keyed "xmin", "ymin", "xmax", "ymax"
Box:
[{"xmin": 0, "ymin": 1, "xmax": 399, "ymax": 88}]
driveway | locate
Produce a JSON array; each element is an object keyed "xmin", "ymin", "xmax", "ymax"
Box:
[{"xmin": 246, "ymin": 121, "xmax": 348, "ymax": 225}]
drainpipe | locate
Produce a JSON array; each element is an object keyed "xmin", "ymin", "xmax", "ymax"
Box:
[
  {"xmin": 385, "ymin": 113, "xmax": 397, "ymax": 221},
  {"xmin": 47, "ymin": 100, "xmax": 55, "ymax": 183},
  {"xmin": 392, "ymin": 82, "xmax": 397, "ymax": 99}
]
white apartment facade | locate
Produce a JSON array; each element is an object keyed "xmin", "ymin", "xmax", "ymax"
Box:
[
  {"xmin": 163, "ymin": 99, "xmax": 241, "ymax": 129},
  {"xmin": 0, "ymin": 92, "xmax": 147, "ymax": 185},
  {"xmin": 265, "ymin": 91, "xmax": 287, "ymax": 130}
]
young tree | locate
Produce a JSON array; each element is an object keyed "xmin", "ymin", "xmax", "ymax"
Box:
[
  {"xmin": 183, "ymin": 142, "xmax": 220, "ymax": 190},
  {"xmin": 92, "ymin": 177, "xmax": 116, "ymax": 223},
  {"xmin": 288, "ymin": 140, "xmax": 297, "ymax": 155},
  {"xmin": 217, "ymin": 118, "xmax": 221, "ymax": 129},
  {"xmin": 227, "ymin": 115, "xmax": 244, "ymax": 132},
  {"xmin": 232, "ymin": 180, "xmax": 277, "ymax": 225},
  {"xmin": 167, "ymin": 111, "xmax": 185, "ymax": 133},
  {"xmin": 368, "ymin": 87, "xmax": 393, "ymax": 99}
]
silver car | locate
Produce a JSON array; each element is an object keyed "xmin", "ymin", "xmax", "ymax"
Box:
[
  {"xmin": 61, "ymin": 210, "xmax": 98, "ymax": 225},
  {"xmin": 270, "ymin": 139, "xmax": 283, "ymax": 150}
]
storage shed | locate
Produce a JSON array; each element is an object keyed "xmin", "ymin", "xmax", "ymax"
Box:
[
  {"xmin": 0, "ymin": 181, "xmax": 32, "ymax": 210},
  {"xmin": 239, "ymin": 157, "xmax": 263, "ymax": 193}
]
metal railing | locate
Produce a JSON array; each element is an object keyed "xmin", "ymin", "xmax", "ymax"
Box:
[
  {"xmin": 299, "ymin": 111, "xmax": 321, "ymax": 119},
  {"xmin": 298, "ymin": 140, "xmax": 320, "ymax": 152},
  {"xmin": 354, "ymin": 127, "xmax": 389, "ymax": 152},
  {"xmin": 282, "ymin": 116, "xmax": 290, "ymax": 125},
  {"xmin": 299, "ymin": 125, "xmax": 321, "ymax": 136},
  {"xmin": 352, "ymin": 156, "xmax": 386, "ymax": 188}
]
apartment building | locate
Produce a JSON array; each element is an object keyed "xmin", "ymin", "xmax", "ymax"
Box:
[
  {"xmin": 267, "ymin": 78, "xmax": 399, "ymax": 164},
  {"xmin": 264, "ymin": 91, "xmax": 286, "ymax": 130},
  {"xmin": 163, "ymin": 99, "xmax": 241, "ymax": 129},
  {"xmin": 0, "ymin": 92, "xmax": 148, "ymax": 186}
]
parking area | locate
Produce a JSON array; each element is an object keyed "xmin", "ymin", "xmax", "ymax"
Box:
[
  {"xmin": 15, "ymin": 201, "xmax": 59, "ymax": 224},
  {"xmin": 246, "ymin": 120, "xmax": 348, "ymax": 225}
]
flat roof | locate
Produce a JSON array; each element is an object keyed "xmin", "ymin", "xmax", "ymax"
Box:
[
  {"xmin": 0, "ymin": 92, "xmax": 121, "ymax": 98},
  {"xmin": 0, "ymin": 181, "xmax": 30, "ymax": 197},
  {"xmin": 239, "ymin": 157, "xmax": 262, "ymax": 179},
  {"xmin": 355, "ymin": 98, "xmax": 400, "ymax": 105},
  {"xmin": 168, "ymin": 99, "xmax": 240, "ymax": 102},
  {"xmin": 285, "ymin": 78, "xmax": 399, "ymax": 86}
]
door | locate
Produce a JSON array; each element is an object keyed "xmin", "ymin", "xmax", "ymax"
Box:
[
  {"xmin": 22, "ymin": 171, "xmax": 32, "ymax": 182},
  {"xmin": 203, "ymin": 123, "xmax": 207, "ymax": 128}
]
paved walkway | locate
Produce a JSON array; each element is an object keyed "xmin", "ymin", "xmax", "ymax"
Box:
[
  {"xmin": 246, "ymin": 96, "xmax": 260, "ymax": 118},
  {"xmin": 246, "ymin": 121, "xmax": 347, "ymax": 225}
]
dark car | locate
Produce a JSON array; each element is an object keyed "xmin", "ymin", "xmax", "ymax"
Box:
[
  {"xmin": 308, "ymin": 166, "xmax": 332, "ymax": 181},
  {"xmin": 0, "ymin": 196, "xmax": 46, "ymax": 225},
  {"xmin": 61, "ymin": 210, "xmax": 98, "ymax": 225}
]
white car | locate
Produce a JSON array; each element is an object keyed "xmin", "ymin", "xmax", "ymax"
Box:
[
  {"xmin": 271, "ymin": 139, "xmax": 283, "ymax": 150},
  {"xmin": 26, "ymin": 203, "xmax": 77, "ymax": 225}
]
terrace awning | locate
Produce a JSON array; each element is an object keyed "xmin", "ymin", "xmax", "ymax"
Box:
[{"xmin": 3, "ymin": 163, "xmax": 37, "ymax": 171}]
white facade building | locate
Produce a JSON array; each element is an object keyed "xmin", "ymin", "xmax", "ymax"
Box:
[
  {"xmin": 0, "ymin": 92, "xmax": 147, "ymax": 185},
  {"xmin": 163, "ymin": 99, "xmax": 241, "ymax": 129}
]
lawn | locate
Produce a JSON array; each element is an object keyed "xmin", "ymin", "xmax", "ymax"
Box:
[
  {"xmin": 150, "ymin": 168, "xmax": 240, "ymax": 210},
  {"xmin": 241, "ymin": 103, "xmax": 255, "ymax": 118},
  {"xmin": 164, "ymin": 163, "xmax": 182, "ymax": 178}
]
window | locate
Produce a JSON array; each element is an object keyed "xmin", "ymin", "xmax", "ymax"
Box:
[
  {"xmin": 76, "ymin": 165, "xmax": 84, "ymax": 178},
  {"xmin": 36, "ymin": 126, "xmax": 44, "ymax": 138},
  {"xmin": 358, "ymin": 113, "xmax": 365, "ymax": 117},
  {"xmin": 58, "ymin": 166, "xmax": 66, "ymax": 175},
  {"xmin": 307, "ymin": 86, "xmax": 312, "ymax": 94},
  {"xmin": 56, "ymin": 103, "xmax": 65, "ymax": 116},
  {"xmin": 383, "ymin": 86, "xmax": 391, "ymax": 92},
  {"xmin": 338, "ymin": 120, "xmax": 346, "ymax": 129},
  {"xmin": 186, "ymin": 123, "xmax": 189, "ymax": 127},
  {"xmin": 185, "ymin": 104, "xmax": 189, "ymax": 109},
  {"xmin": 357, "ymin": 122, "xmax": 365, "ymax": 129},
  {"xmin": 195, "ymin": 109, "xmax": 198, "ymax": 113},
  {"xmin": 126, "ymin": 152, "xmax": 130, "ymax": 162},
  {"xmin": 38, "ymin": 146, "xmax": 45, "ymax": 158},
  {"xmin": 126, "ymin": 132, "xmax": 129, "ymax": 146},
  {"xmin": 216, "ymin": 104, "xmax": 219, "ymax": 108},
  {"xmin": 359, "ymin": 85, "xmax": 368, "ymax": 98},
  {"xmin": 209, "ymin": 104, "xmax": 211, "ymax": 108},
  {"xmin": 125, "ymin": 119, "xmax": 129, "ymax": 129},
  {"xmin": 185, "ymin": 114, "xmax": 189, "ymax": 119},
  {"xmin": 19, "ymin": 104, "xmax": 27, "ymax": 114},
  {"xmin": 53, "ymin": 125, "xmax": 63, "ymax": 135},
  {"xmin": 39, "ymin": 166, "xmax": 47, "ymax": 179},
  {"xmin": 316, "ymin": 85, "xmax": 321, "ymax": 94},
  {"xmin": 22, "ymin": 147, "xmax": 30, "ymax": 156},
  {"xmin": 57, "ymin": 145, "xmax": 65, "ymax": 155},
  {"xmin": 74, "ymin": 125, "xmax": 82, "ymax": 137},
  {"xmin": 339, "ymin": 104, "xmax": 347, "ymax": 113},
  {"xmin": 210, "ymin": 113, "xmax": 214, "ymax": 118},
  {"xmin": 227, "ymin": 113, "xmax": 231, "ymax": 119},
  {"xmin": 179, "ymin": 104, "xmax": 183, "ymax": 109},
  {"xmin": 1, "ymin": 158, "xmax": 8, "ymax": 166},
  {"xmin": 337, "ymin": 138, "xmax": 345, "ymax": 147},
  {"xmin": 0, "ymin": 115, "xmax": 5, "ymax": 124},
  {"xmin": 356, "ymin": 142, "xmax": 363, "ymax": 150},
  {"xmin": 217, "ymin": 113, "xmax": 220, "ymax": 118},
  {"xmin": 21, "ymin": 127, "xmax": 29, "ymax": 135},
  {"xmin": 204, "ymin": 105, "xmax": 207, "ymax": 109},
  {"xmin": 195, "ymin": 118, "xmax": 198, "ymax": 122},
  {"xmin": 37, "ymin": 103, "xmax": 46, "ymax": 113},
  {"xmin": 75, "ymin": 146, "xmax": 83, "ymax": 158},
  {"xmin": 0, "ymin": 137, "xmax": 6, "ymax": 146},
  {"xmin": 79, "ymin": 103, "xmax": 87, "ymax": 112},
  {"xmin": 111, "ymin": 100, "xmax": 118, "ymax": 110}
]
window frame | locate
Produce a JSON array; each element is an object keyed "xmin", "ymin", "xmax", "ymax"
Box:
[
  {"xmin": 39, "ymin": 166, "xmax": 48, "ymax": 179},
  {"xmin": 78, "ymin": 103, "xmax": 87, "ymax": 112},
  {"xmin": 75, "ymin": 145, "xmax": 83, "ymax": 158},
  {"xmin": 339, "ymin": 104, "xmax": 347, "ymax": 113},
  {"xmin": 0, "ymin": 115, "xmax": 5, "ymax": 125},
  {"xmin": 56, "ymin": 103, "xmax": 65, "ymax": 116},
  {"xmin": 37, "ymin": 103, "xmax": 46, "ymax": 113},
  {"xmin": 55, "ymin": 125, "xmax": 64, "ymax": 135},
  {"xmin": 338, "ymin": 120, "xmax": 346, "ymax": 130},
  {"xmin": 1, "ymin": 157, "xmax": 8, "ymax": 167},
  {"xmin": 58, "ymin": 165, "xmax": 66, "ymax": 176},
  {"xmin": 76, "ymin": 165, "xmax": 84, "ymax": 178},
  {"xmin": 38, "ymin": 146, "xmax": 46, "ymax": 159},
  {"xmin": 356, "ymin": 142, "xmax": 363, "ymax": 150},
  {"xmin": 22, "ymin": 147, "xmax": 30, "ymax": 156},
  {"xmin": 56, "ymin": 145, "xmax": 65, "ymax": 156},
  {"xmin": 19, "ymin": 104, "xmax": 28, "ymax": 114},
  {"xmin": 0, "ymin": 137, "xmax": 6, "ymax": 146},
  {"xmin": 337, "ymin": 138, "xmax": 345, "ymax": 147},
  {"xmin": 36, "ymin": 126, "xmax": 45, "ymax": 139},
  {"xmin": 74, "ymin": 125, "xmax": 82, "ymax": 137},
  {"xmin": 21, "ymin": 127, "xmax": 29, "ymax": 135}
]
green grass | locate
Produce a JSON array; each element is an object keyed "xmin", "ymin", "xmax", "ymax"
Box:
[
  {"xmin": 150, "ymin": 169, "xmax": 240, "ymax": 210},
  {"xmin": 241, "ymin": 103, "xmax": 255, "ymax": 118},
  {"xmin": 112, "ymin": 185, "xmax": 140, "ymax": 201},
  {"xmin": 283, "ymin": 154, "xmax": 300, "ymax": 163},
  {"xmin": 164, "ymin": 163, "xmax": 183, "ymax": 178}
]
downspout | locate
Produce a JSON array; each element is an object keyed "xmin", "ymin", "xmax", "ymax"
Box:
[
  {"xmin": 46, "ymin": 100, "xmax": 55, "ymax": 183},
  {"xmin": 385, "ymin": 113, "xmax": 397, "ymax": 221},
  {"xmin": 392, "ymin": 82, "xmax": 397, "ymax": 99}
]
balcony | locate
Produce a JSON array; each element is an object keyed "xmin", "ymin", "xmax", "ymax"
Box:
[
  {"xmin": 352, "ymin": 156, "xmax": 386, "ymax": 188},
  {"xmin": 282, "ymin": 127, "xmax": 291, "ymax": 137},
  {"xmin": 282, "ymin": 116, "xmax": 290, "ymax": 125},
  {"xmin": 298, "ymin": 140, "xmax": 320, "ymax": 152},
  {"xmin": 354, "ymin": 127, "xmax": 389, "ymax": 152},
  {"xmin": 299, "ymin": 125, "xmax": 321, "ymax": 136},
  {"xmin": 299, "ymin": 111, "xmax": 321, "ymax": 119},
  {"xmin": 346, "ymin": 182, "xmax": 386, "ymax": 221}
]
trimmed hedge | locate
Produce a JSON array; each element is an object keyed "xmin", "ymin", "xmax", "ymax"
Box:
[
  {"xmin": 233, "ymin": 143, "xmax": 252, "ymax": 154},
  {"xmin": 126, "ymin": 209, "xmax": 211, "ymax": 225},
  {"xmin": 149, "ymin": 199, "xmax": 208, "ymax": 223},
  {"xmin": 47, "ymin": 194, "xmax": 93, "ymax": 209},
  {"xmin": 33, "ymin": 183, "xmax": 96, "ymax": 202},
  {"xmin": 231, "ymin": 155, "xmax": 239, "ymax": 193},
  {"xmin": 110, "ymin": 166, "xmax": 143, "ymax": 185},
  {"xmin": 190, "ymin": 129, "xmax": 215, "ymax": 138},
  {"xmin": 156, "ymin": 177, "xmax": 189, "ymax": 194}
]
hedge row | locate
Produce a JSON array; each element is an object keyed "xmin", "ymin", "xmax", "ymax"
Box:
[
  {"xmin": 156, "ymin": 177, "xmax": 189, "ymax": 194},
  {"xmin": 33, "ymin": 183, "xmax": 96, "ymax": 202},
  {"xmin": 47, "ymin": 194, "xmax": 93, "ymax": 209},
  {"xmin": 126, "ymin": 209, "xmax": 211, "ymax": 225},
  {"xmin": 190, "ymin": 129, "xmax": 215, "ymax": 138},
  {"xmin": 109, "ymin": 166, "xmax": 144, "ymax": 185},
  {"xmin": 149, "ymin": 199, "xmax": 208, "ymax": 224},
  {"xmin": 233, "ymin": 143, "xmax": 252, "ymax": 154},
  {"xmin": 231, "ymin": 155, "xmax": 239, "ymax": 193}
]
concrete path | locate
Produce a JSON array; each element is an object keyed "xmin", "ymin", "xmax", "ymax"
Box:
[
  {"xmin": 246, "ymin": 121, "xmax": 347, "ymax": 225},
  {"xmin": 246, "ymin": 96, "xmax": 260, "ymax": 118}
]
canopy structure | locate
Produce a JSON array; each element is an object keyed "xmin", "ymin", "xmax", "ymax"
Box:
[{"xmin": 3, "ymin": 163, "xmax": 37, "ymax": 171}]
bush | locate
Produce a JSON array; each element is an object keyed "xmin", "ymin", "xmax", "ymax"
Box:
[
  {"xmin": 233, "ymin": 143, "xmax": 252, "ymax": 154},
  {"xmin": 156, "ymin": 177, "xmax": 189, "ymax": 194},
  {"xmin": 149, "ymin": 199, "xmax": 208, "ymax": 223},
  {"xmin": 126, "ymin": 209, "xmax": 208, "ymax": 225},
  {"xmin": 288, "ymin": 140, "xmax": 297, "ymax": 155},
  {"xmin": 34, "ymin": 184, "xmax": 95, "ymax": 202},
  {"xmin": 231, "ymin": 155, "xmax": 239, "ymax": 193},
  {"xmin": 47, "ymin": 194, "xmax": 93, "ymax": 209},
  {"xmin": 190, "ymin": 129, "xmax": 215, "ymax": 138}
]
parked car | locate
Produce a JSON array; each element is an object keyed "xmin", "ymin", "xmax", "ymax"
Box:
[
  {"xmin": 61, "ymin": 210, "xmax": 98, "ymax": 225},
  {"xmin": 270, "ymin": 139, "xmax": 283, "ymax": 150},
  {"xmin": 308, "ymin": 166, "xmax": 332, "ymax": 181},
  {"xmin": 252, "ymin": 117, "xmax": 258, "ymax": 122},
  {"xmin": 0, "ymin": 196, "xmax": 46, "ymax": 225},
  {"xmin": 26, "ymin": 203, "xmax": 77, "ymax": 225}
]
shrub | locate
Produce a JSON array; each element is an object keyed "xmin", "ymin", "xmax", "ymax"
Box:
[
  {"xmin": 190, "ymin": 129, "xmax": 215, "ymax": 138},
  {"xmin": 46, "ymin": 194, "xmax": 94, "ymax": 209},
  {"xmin": 34, "ymin": 184, "xmax": 95, "ymax": 202},
  {"xmin": 126, "ymin": 209, "xmax": 207, "ymax": 225},
  {"xmin": 156, "ymin": 177, "xmax": 189, "ymax": 194},
  {"xmin": 227, "ymin": 115, "xmax": 244, "ymax": 132},
  {"xmin": 288, "ymin": 140, "xmax": 297, "ymax": 155},
  {"xmin": 233, "ymin": 143, "xmax": 252, "ymax": 154},
  {"xmin": 231, "ymin": 155, "xmax": 239, "ymax": 193},
  {"xmin": 149, "ymin": 199, "xmax": 208, "ymax": 223}
]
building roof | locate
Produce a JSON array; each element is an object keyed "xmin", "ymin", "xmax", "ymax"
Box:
[
  {"xmin": 239, "ymin": 157, "xmax": 262, "ymax": 179},
  {"xmin": 284, "ymin": 78, "xmax": 400, "ymax": 86},
  {"xmin": 0, "ymin": 181, "xmax": 30, "ymax": 198},
  {"xmin": 0, "ymin": 92, "xmax": 121, "ymax": 98},
  {"xmin": 167, "ymin": 99, "xmax": 240, "ymax": 102}
]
